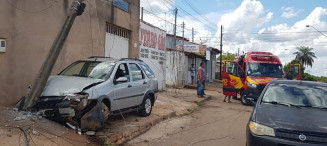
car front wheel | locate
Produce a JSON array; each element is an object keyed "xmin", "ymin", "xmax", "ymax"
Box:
[
  {"xmin": 241, "ymin": 93, "xmax": 249, "ymax": 106},
  {"xmin": 139, "ymin": 95, "xmax": 153, "ymax": 117}
]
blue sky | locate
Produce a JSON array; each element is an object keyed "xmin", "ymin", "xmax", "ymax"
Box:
[
  {"xmin": 174, "ymin": 0, "xmax": 327, "ymax": 33},
  {"xmin": 141, "ymin": 0, "xmax": 327, "ymax": 76}
]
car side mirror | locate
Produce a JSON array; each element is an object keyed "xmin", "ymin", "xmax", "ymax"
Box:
[{"xmin": 115, "ymin": 77, "xmax": 128, "ymax": 83}]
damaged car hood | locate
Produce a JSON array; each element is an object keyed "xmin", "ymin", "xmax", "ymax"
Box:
[{"xmin": 41, "ymin": 76, "xmax": 104, "ymax": 96}]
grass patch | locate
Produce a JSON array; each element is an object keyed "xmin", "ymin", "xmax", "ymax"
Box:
[
  {"xmin": 194, "ymin": 101, "xmax": 205, "ymax": 107},
  {"xmin": 187, "ymin": 108, "xmax": 195, "ymax": 113}
]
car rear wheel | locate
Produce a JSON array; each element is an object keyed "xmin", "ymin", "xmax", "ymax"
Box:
[
  {"xmin": 139, "ymin": 95, "xmax": 153, "ymax": 117},
  {"xmin": 241, "ymin": 93, "xmax": 249, "ymax": 106}
]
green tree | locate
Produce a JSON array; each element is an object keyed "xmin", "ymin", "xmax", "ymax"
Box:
[
  {"xmin": 293, "ymin": 46, "xmax": 317, "ymax": 67},
  {"xmin": 217, "ymin": 52, "xmax": 236, "ymax": 61}
]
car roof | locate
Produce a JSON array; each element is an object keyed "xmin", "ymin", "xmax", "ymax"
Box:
[
  {"xmin": 81, "ymin": 57, "xmax": 144, "ymax": 63},
  {"xmin": 269, "ymin": 80, "xmax": 327, "ymax": 87}
]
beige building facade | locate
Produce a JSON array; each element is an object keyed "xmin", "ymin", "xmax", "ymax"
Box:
[{"xmin": 0, "ymin": 0, "xmax": 140, "ymax": 106}]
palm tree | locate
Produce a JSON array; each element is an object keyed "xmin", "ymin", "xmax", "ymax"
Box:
[{"xmin": 293, "ymin": 46, "xmax": 317, "ymax": 67}]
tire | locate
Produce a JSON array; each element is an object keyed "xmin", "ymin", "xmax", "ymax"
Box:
[
  {"xmin": 139, "ymin": 95, "xmax": 153, "ymax": 117},
  {"xmin": 241, "ymin": 93, "xmax": 249, "ymax": 106}
]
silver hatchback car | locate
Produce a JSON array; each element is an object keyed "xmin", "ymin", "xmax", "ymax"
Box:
[{"xmin": 33, "ymin": 57, "xmax": 158, "ymax": 131}]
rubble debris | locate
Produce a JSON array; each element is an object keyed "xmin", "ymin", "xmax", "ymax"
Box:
[
  {"xmin": 78, "ymin": 128, "xmax": 82, "ymax": 135},
  {"xmin": 66, "ymin": 123, "xmax": 77, "ymax": 130},
  {"xmin": 13, "ymin": 110, "xmax": 43, "ymax": 122},
  {"xmin": 32, "ymin": 129, "xmax": 40, "ymax": 135},
  {"xmin": 14, "ymin": 117, "xmax": 21, "ymax": 121},
  {"xmin": 85, "ymin": 131, "xmax": 95, "ymax": 136}
]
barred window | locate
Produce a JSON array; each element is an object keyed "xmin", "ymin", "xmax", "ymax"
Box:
[{"xmin": 106, "ymin": 24, "xmax": 130, "ymax": 39}]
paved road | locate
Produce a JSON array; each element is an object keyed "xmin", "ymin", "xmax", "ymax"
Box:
[{"xmin": 128, "ymin": 91, "xmax": 253, "ymax": 146}]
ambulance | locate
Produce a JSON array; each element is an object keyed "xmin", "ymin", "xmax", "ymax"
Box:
[{"xmin": 222, "ymin": 51, "xmax": 301, "ymax": 105}]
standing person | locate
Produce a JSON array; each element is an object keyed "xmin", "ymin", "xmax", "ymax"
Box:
[
  {"xmin": 197, "ymin": 63, "xmax": 206, "ymax": 98},
  {"xmin": 223, "ymin": 95, "xmax": 232, "ymax": 103},
  {"xmin": 190, "ymin": 64, "xmax": 196, "ymax": 84}
]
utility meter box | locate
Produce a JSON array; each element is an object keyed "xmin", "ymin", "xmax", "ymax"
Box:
[{"xmin": 0, "ymin": 39, "xmax": 6, "ymax": 52}]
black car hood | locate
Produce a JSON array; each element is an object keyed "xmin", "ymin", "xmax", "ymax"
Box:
[{"xmin": 255, "ymin": 103, "xmax": 327, "ymax": 133}]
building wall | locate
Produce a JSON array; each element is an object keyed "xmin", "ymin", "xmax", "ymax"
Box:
[
  {"xmin": 0, "ymin": 0, "xmax": 140, "ymax": 106},
  {"xmin": 139, "ymin": 21, "xmax": 166, "ymax": 90}
]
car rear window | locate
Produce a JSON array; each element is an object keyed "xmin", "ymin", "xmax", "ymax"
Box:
[
  {"xmin": 139, "ymin": 63, "xmax": 155, "ymax": 78},
  {"xmin": 262, "ymin": 84, "xmax": 327, "ymax": 108}
]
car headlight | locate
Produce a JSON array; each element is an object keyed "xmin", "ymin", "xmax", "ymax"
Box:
[
  {"xmin": 247, "ymin": 82, "xmax": 257, "ymax": 88},
  {"xmin": 249, "ymin": 121, "xmax": 275, "ymax": 137},
  {"xmin": 64, "ymin": 93, "xmax": 88, "ymax": 102}
]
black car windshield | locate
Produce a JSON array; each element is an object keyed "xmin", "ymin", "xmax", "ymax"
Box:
[
  {"xmin": 262, "ymin": 84, "xmax": 327, "ymax": 108},
  {"xmin": 247, "ymin": 63, "xmax": 284, "ymax": 78},
  {"xmin": 59, "ymin": 61, "xmax": 115, "ymax": 80}
]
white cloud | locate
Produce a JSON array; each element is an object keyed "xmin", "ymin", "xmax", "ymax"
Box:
[
  {"xmin": 140, "ymin": 0, "xmax": 172, "ymax": 14},
  {"xmin": 141, "ymin": 0, "xmax": 327, "ymax": 76},
  {"xmin": 281, "ymin": 7, "xmax": 302, "ymax": 19},
  {"xmin": 215, "ymin": 6, "xmax": 327, "ymax": 76}
]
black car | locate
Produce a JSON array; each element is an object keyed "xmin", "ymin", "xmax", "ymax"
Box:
[{"xmin": 247, "ymin": 80, "xmax": 327, "ymax": 146}]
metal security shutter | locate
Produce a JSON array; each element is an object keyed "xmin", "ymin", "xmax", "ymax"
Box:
[{"xmin": 105, "ymin": 24, "xmax": 130, "ymax": 59}]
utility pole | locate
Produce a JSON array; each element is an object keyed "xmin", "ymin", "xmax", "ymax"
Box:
[
  {"xmin": 23, "ymin": 0, "xmax": 85, "ymax": 110},
  {"xmin": 238, "ymin": 48, "xmax": 240, "ymax": 56},
  {"xmin": 173, "ymin": 8, "xmax": 178, "ymax": 50},
  {"xmin": 141, "ymin": 7, "xmax": 144, "ymax": 21},
  {"xmin": 220, "ymin": 25, "xmax": 223, "ymax": 80},
  {"xmin": 173, "ymin": 8, "xmax": 178, "ymax": 87},
  {"xmin": 192, "ymin": 28, "xmax": 194, "ymax": 43},
  {"xmin": 182, "ymin": 22, "xmax": 185, "ymax": 52}
]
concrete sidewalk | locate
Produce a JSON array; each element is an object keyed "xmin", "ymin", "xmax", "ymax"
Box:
[{"xmin": 95, "ymin": 87, "xmax": 212, "ymax": 145}]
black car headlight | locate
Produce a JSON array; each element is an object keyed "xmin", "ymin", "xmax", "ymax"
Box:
[{"xmin": 249, "ymin": 121, "xmax": 275, "ymax": 137}]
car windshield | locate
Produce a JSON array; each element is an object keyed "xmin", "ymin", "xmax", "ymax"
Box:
[
  {"xmin": 262, "ymin": 83, "xmax": 327, "ymax": 108},
  {"xmin": 59, "ymin": 61, "xmax": 115, "ymax": 80},
  {"xmin": 247, "ymin": 63, "xmax": 284, "ymax": 78}
]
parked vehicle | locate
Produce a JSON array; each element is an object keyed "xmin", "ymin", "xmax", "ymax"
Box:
[
  {"xmin": 30, "ymin": 57, "xmax": 158, "ymax": 131},
  {"xmin": 222, "ymin": 51, "xmax": 301, "ymax": 105},
  {"xmin": 247, "ymin": 80, "xmax": 327, "ymax": 146}
]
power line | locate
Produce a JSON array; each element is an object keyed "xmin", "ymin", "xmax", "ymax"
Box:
[
  {"xmin": 181, "ymin": 0, "xmax": 217, "ymax": 29},
  {"xmin": 5, "ymin": 0, "xmax": 58, "ymax": 13},
  {"xmin": 163, "ymin": 0, "xmax": 218, "ymax": 32}
]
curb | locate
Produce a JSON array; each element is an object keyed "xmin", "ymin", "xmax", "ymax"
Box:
[
  {"xmin": 101, "ymin": 111, "xmax": 177, "ymax": 145},
  {"xmin": 102, "ymin": 96, "xmax": 213, "ymax": 145}
]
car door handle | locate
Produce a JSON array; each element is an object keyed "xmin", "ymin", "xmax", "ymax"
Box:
[
  {"xmin": 143, "ymin": 81, "xmax": 147, "ymax": 84},
  {"xmin": 128, "ymin": 84, "xmax": 132, "ymax": 88}
]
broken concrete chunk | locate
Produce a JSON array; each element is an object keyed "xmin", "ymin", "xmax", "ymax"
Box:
[
  {"xmin": 32, "ymin": 129, "xmax": 40, "ymax": 135},
  {"xmin": 14, "ymin": 117, "xmax": 21, "ymax": 121},
  {"xmin": 85, "ymin": 131, "xmax": 95, "ymax": 136}
]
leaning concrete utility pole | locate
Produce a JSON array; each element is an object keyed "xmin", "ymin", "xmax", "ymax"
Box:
[
  {"xmin": 220, "ymin": 25, "xmax": 223, "ymax": 80},
  {"xmin": 23, "ymin": 0, "xmax": 85, "ymax": 110}
]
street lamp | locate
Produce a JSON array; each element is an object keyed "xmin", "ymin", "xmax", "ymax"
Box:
[{"xmin": 306, "ymin": 25, "xmax": 327, "ymax": 39}]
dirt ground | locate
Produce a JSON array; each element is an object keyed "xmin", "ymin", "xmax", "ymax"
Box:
[
  {"xmin": 0, "ymin": 107, "xmax": 97, "ymax": 146},
  {"xmin": 128, "ymin": 88, "xmax": 253, "ymax": 146}
]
